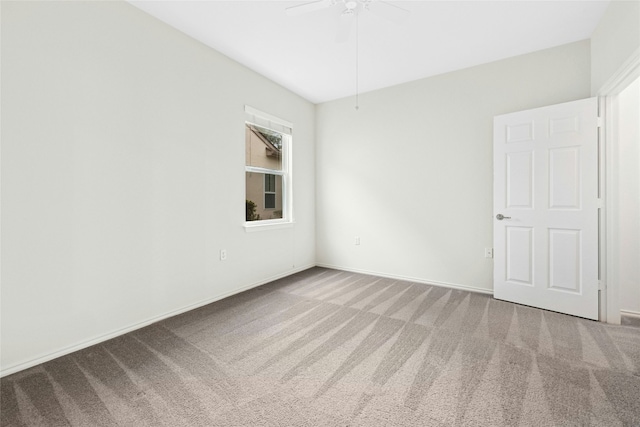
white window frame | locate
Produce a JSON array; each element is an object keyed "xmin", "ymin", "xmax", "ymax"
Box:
[{"xmin": 244, "ymin": 106, "xmax": 293, "ymax": 230}]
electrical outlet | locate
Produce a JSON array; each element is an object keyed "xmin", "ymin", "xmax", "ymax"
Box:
[
  {"xmin": 220, "ymin": 249, "xmax": 227, "ymax": 261},
  {"xmin": 355, "ymin": 237, "xmax": 361, "ymax": 246},
  {"xmin": 484, "ymin": 248, "xmax": 493, "ymax": 258}
]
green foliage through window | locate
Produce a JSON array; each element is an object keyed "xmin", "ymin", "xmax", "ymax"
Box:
[
  {"xmin": 257, "ymin": 129, "xmax": 282, "ymax": 151},
  {"xmin": 246, "ymin": 199, "xmax": 261, "ymax": 221}
]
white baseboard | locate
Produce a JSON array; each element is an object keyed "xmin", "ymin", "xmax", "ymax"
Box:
[
  {"xmin": 0, "ymin": 263, "xmax": 315, "ymax": 378},
  {"xmin": 620, "ymin": 309, "xmax": 640, "ymax": 319},
  {"xmin": 316, "ymin": 263, "xmax": 493, "ymax": 295}
]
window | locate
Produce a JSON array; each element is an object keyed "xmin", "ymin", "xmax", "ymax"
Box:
[{"xmin": 244, "ymin": 106, "xmax": 291, "ymax": 224}]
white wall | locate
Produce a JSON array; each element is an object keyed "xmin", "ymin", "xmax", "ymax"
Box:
[
  {"xmin": 1, "ymin": 1, "xmax": 315, "ymax": 375},
  {"xmin": 616, "ymin": 77, "xmax": 640, "ymax": 315},
  {"xmin": 591, "ymin": 0, "xmax": 640, "ymax": 94},
  {"xmin": 316, "ymin": 41, "xmax": 591, "ymax": 292}
]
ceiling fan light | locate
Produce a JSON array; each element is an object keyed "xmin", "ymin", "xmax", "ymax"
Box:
[{"xmin": 345, "ymin": 1, "xmax": 358, "ymax": 10}]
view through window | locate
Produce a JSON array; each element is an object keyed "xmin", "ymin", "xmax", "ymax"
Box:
[{"xmin": 245, "ymin": 123, "xmax": 288, "ymax": 222}]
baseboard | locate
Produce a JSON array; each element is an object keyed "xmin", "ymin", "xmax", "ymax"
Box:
[
  {"xmin": 316, "ymin": 263, "xmax": 493, "ymax": 295},
  {"xmin": 620, "ymin": 309, "xmax": 640, "ymax": 319},
  {"xmin": 0, "ymin": 263, "xmax": 315, "ymax": 378}
]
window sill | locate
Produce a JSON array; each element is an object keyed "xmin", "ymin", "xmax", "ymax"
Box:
[{"xmin": 244, "ymin": 220, "xmax": 294, "ymax": 232}]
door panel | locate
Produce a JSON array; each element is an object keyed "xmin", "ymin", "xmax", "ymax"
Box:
[
  {"xmin": 507, "ymin": 151, "xmax": 534, "ymax": 208},
  {"xmin": 506, "ymin": 227, "xmax": 533, "ymax": 285},
  {"xmin": 549, "ymin": 146, "xmax": 581, "ymax": 209},
  {"xmin": 548, "ymin": 228, "xmax": 581, "ymax": 292},
  {"xmin": 494, "ymin": 97, "xmax": 599, "ymax": 320}
]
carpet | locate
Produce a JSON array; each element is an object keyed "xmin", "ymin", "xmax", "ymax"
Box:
[{"xmin": 2, "ymin": 267, "xmax": 639, "ymax": 426}]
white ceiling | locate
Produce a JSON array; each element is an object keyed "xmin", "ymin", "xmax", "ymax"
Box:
[{"xmin": 129, "ymin": 0, "xmax": 610, "ymax": 104}]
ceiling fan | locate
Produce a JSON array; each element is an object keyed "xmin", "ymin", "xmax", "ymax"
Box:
[{"xmin": 286, "ymin": 0, "xmax": 409, "ymax": 43}]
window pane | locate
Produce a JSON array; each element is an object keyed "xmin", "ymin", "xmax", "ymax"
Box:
[
  {"xmin": 246, "ymin": 172, "xmax": 282, "ymax": 221},
  {"xmin": 246, "ymin": 124, "xmax": 282, "ymax": 171}
]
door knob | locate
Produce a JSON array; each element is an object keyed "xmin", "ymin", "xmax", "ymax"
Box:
[{"xmin": 496, "ymin": 214, "xmax": 511, "ymax": 220}]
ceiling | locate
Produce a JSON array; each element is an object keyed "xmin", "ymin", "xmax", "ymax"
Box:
[{"xmin": 129, "ymin": 0, "xmax": 610, "ymax": 104}]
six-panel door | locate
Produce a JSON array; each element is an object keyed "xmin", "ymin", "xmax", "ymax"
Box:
[{"xmin": 493, "ymin": 97, "xmax": 599, "ymax": 320}]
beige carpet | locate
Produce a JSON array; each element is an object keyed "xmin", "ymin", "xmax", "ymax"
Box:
[{"xmin": 2, "ymin": 267, "xmax": 640, "ymax": 426}]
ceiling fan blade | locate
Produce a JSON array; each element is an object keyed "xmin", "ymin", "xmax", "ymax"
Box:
[
  {"xmin": 335, "ymin": 13, "xmax": 355, "ymax": 43},
  {"xmin": 367, "ymin": 1, "xmax": 409, "ymax": 24},
  {"xmin": 286, "ymin": 0, "xmax": 334, "ymax": 16}
]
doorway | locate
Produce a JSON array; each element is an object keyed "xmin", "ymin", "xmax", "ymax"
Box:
[
  {"xmin": 614, "ymin": 76, "xmax": 640, "ymax": 325},
  {"xmin": 601, "ymin": 50, "xmax": 640, "ymax": 324}
]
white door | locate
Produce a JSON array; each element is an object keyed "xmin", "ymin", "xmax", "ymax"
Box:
[{"xmin": 493, "ymin": 97, "xmax": 600, "ymax": 320}]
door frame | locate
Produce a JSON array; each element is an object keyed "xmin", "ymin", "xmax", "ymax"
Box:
[{"xmin": 598, "ymin": 47, "xmax": 640, "ymax": 324}]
